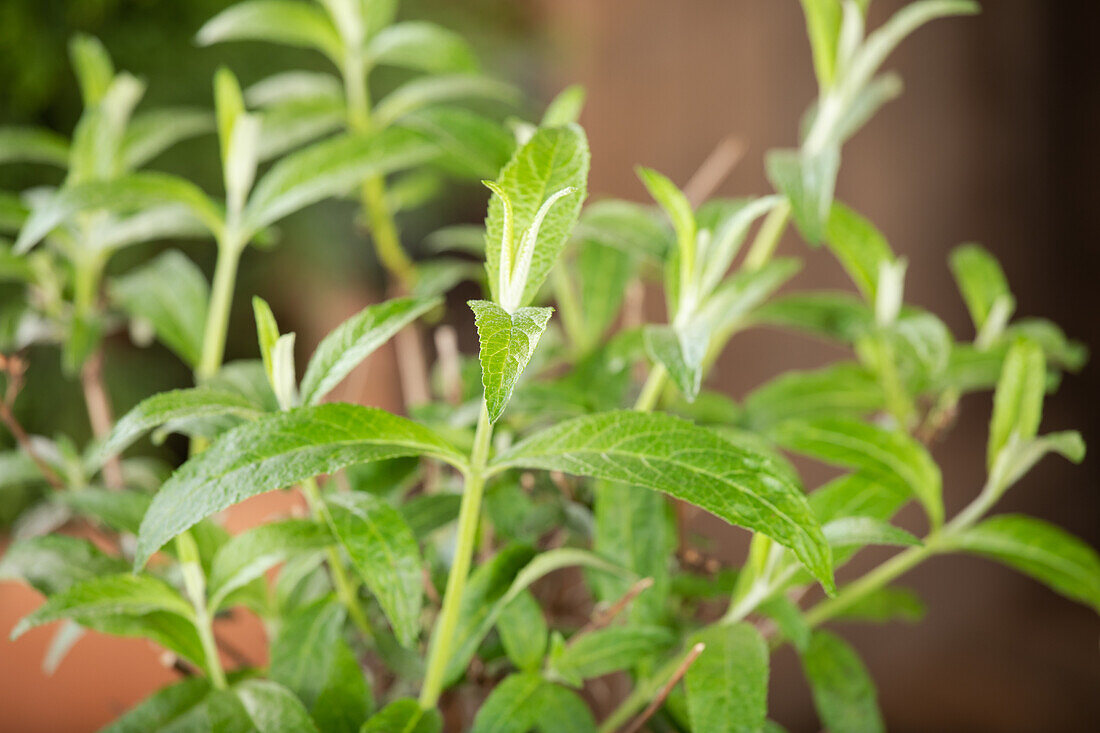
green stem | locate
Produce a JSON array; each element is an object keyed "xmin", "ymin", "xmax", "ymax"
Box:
[
  {"xmin": 196, "ymin": 237, "xmax": 244, "ymax": 382},
  {"xmin": 803, "ymin": 541, "xmax": 936, "ymax": 628},
  {"xmin": 73, "ymin": 253, "xmax": 106, "ymax": 317},
  {"xmin": 419, "ymin": 401, "xmax": 493, "ymax": 708},
  {"xmin": 633, "ymin": 365, "xmax": 668, "ymax": 413},
  {"xmin": 743, "ymin": 200, "xmax": 791, "ymax": 271},
  {"xmin": 301, "ymin": 477, "xmax": 375, "ymax": 639},
  {"xmin": 361, "ymin": 176, "xmax": 416, "ymax": 291},
  {"xmin": 176, "ymin": 532, "xmax": 227, "ymax": 688}
]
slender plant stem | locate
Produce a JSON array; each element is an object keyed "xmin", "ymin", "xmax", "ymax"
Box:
[
  {"xmin": 633, "ymin": 364, "xmax": 668, "ymax": 413},
  {"xmin": 743, "ymin": 200, "xmax": 791, "ymax": 271},
  {"xmin": 196, "ymin": 238, "xmax": 244, "ymax": 382},
  {"xmin": 419, "ymin": 401, "xmax": 493, "ymax": 708},
  {"xmin": 71, "ymin": 253, "xmax": 125, "ymax": 488},
  {"xmin": 176, "ymin": 532, "xmax": 227, "ymax": 689},
  {"xmin": 177, "ymin": 233, "xmax": 245, "ymax": 687},
  {"xmin": 80, "ymin": 349, "xmax": 124, "ymax": 489},
  {"xmin": 300, "ymin": 476, "xmax": 375, "ymax": 639},
  {"xmin": 0, "ymin": 396, "xmax": 64, "ymax": 490}
]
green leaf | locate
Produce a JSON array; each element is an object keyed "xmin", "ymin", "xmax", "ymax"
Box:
[
  {"xmin": 533, "ymin": 685, "xmax": 597, "ymax": 733},
  {"xmin": 373, "ymin": 74, "xmax": 519, "ymax": 129},
  {"xmin": 470, "ymin": 672, "xmax": 546, "ymax": 733},
  {"xmin": 207, "ymin": 519, "xmax": 332, "ymax": 610},
  {"xmin": 96, "ymin": 388, "xmax": 263, "ymax": 467},
  {"xmin": 801, "ymin": 631, "xmax": 885, "ymax": 733},
  {"xmin": 685, "ymin": 623, "xmax": 769, "ymax": 733},
  {"xmin": 68, "ymin": 34, "xmax": 114, "ymax": 106},
  {"xmin": 242, "ymin": 128, "xmax": 436, "ymax": 236},
  {"xmin": 946, "ymin": 514, "xmax": 1100, "ymax": 613},
  {"xmin": 550, "ymin": 626, "xmax": 674, "ymax": 687},
  {"xmin": 58, "ymin": 489, "xmax": 152, "ymax": 536},
  {"xmin": 134, "ymin": 403, "xmax": 465, "ymax": 568},
  {"xmin": 246, "ymin": 71, "xmax": 343, "ymax": 108},
  {"xmin": 485, "ymin": 125, "xmax": 590, "ymax": 308},
  {"xmin": 0, "ymin": 535, "xmax": 127, "ymax": 596},
  {"xmin": 326, "ymin": 491, "xmax": 423, "ymax": 647},
  {"xmin": 15, "ymin": 173, "xmax": 224, "ymax": 254},
  {"xmin": 367, "ymin": 21, "xmax": 478, "ymax": 73},
  {"xmin": 824, "ymin": 202, "xmax": 893, "ymax": 301},
  {"xmin": 772, "ymin": 416, "xmax": 943, "ymax": 528},
  {"xmin": 637, "ymin": 166, "xmax": 696, "ymax": 299},
  {"xmin": 0, "ymin": 127, "xmax": 70, "ymax": 167},
  {"xmin": 754, "ymin": 291, "xmax": 873, "ymax": 343},
  {"xmin": 988, "ymin": 338, "xmax": 1045, "ymax": 470},
  {"xmin": 574, "ymin": 199, "xmax": 670, "ymax": 260},
  {"xmin": 833, "ymin": 585, "xmax": 926, "ymax": 624},
  {"xmin": 443, "ymin": 546, "xmax": 625, "ymax": 686},
  {"xmin": 121, "ymin": 108, "xmax": 214, "ymax": 171},
  {"xmin": 399, "ymin": 493, "xmax": 461, "ymax": 538},
  {"xmin": 102, "ymin": 678, "xmax": 213, "ymax": 733},
  {"xmin": 196, "ymin": 0, "xmax": 343, "ymax": 62},
  {"xmin": 575, "ymin": 238, "xmax": 637, "ymax": 349},
  {"xmin": 592, "ymin": 481, "xmax": 673, "ymax": 624},
  {"xmin": 85, "ymin": 611, "xmax": 207, "ymax": 670},
  {"xmin": 256, "ymin": 97, "xmax": 346, "ymax": 161},
  {"xmin": 362, "ymin": 699, "xmax": 442, "ymax": 733},
  {"xmin": 68, "ymin": 73, "xmax": 146, "ymax": 184},
  {"xmin": 744, "ymin": 362, "xmax": 883, "ymax": 430},
  {"xmin": 758, "ymin": 596, "xmax": 812, "ymax": 651},
  {"xmin": 799, "ymin": 0, "xmax": 844, "ymax": 90},
  {"xmin": 695, "ymin": 258, "xmax": 802, "ymax": 335},
  {"xmin": 766, "ymin": 147, "xmax": 839, "ymax": 245},
  {"xmin": 697, "ymin": 196, "xmax": 783, "ymax": 298},
  {"xmin": 470, "ymin": 300, "xmax": 553, "ymax": 424},
  {"xmin": 11, "ymin": 573, "xmax": 193, "ymax": 639},
  {"xmin": 542, "ymin": 85, "xmax": 587, "ymax": 127},
  {"xmin": 235, "ymin": 679, "xmax": 320, "ymax": 733},
  {"xmin": 97, "ymin": 205, "xmax": 209, "ymax": 253},
  {"xmin": 493, "ymin": 411, "xmax": 835, "ymax": 591},
  {"xmin": 399, "ymin": 107, "xmax": 515, "ymax": 180},
  {"xmin": 949, "ymin": 243, "xmax": 1014, "ymax": 334},
  {"xmin": 988, "ymin": 431, "xmax": 1085, "ymax": 498},
  {"xmin": 270, "ymin": 596, "xmax": 370, "ymax": 727},
  {"xmin": 846, "ymin": 2, "xmax": 979, "ymax": 107},
  {"xmin": 300, "ymin": 296, "xmax": 440, "ymax": 406},
  {"xmin": 313, "ymin": 640, "xmax": 373, "ymax": 733},
  {"xmin": 643, "ymin": 323, "xmax": 706, "ymax": 402},
  {"xmin": 496, "ymin": 590, "xmax": 548, "ymax": 671},
  {"xmin": 110, "ymin": 250, "xmax": 208, "ymax": 366},
  {"xmin": 823, "ymin": 516, "xmax": 921, "ymax": 548},
  {"xmin": 439, "ymin": 547, "xmax": 535, "ymax": 685}
]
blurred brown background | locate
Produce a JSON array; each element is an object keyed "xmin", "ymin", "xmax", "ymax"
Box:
[{"xmin": 2, "ymin": 1, "xmax": 1098, "ymax": 731}]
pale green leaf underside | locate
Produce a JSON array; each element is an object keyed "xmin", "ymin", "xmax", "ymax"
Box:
[
  {"xmin": 300, "ymin": 295, "xmax": 440, "ymax": 405},
  {"xmin": 470, "ymin": 299, "xmax": 553, "ymax": 423},
  {"xmin": 109, "ymin": 250, "xmax": 209, "ymax": 367},
  {"xmin": 12, "ymin": 573, "xmax": 193, "ymax": 639},
  {"xmin": 135, "ymin": 403, "xmax": 465, "ymax": 568},
  {"xmin": 95, "ymin": 387, "xmax": 263, "ymax": 469},
  {"xmin": 484, "ymin": 125, "xmax": 589, "ymax": 307},
  {"xmin": 207, "ymin": 519, "xmax": 332, "ymax": 610},
  {"xmin": 492, "ymin": 411, "xmax": 834, "ymax": 591}
]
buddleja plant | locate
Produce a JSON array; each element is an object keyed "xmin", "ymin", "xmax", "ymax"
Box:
[{"xmin": 2, "ymin": 1, "xmax": 1097, "ymax": 731}]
